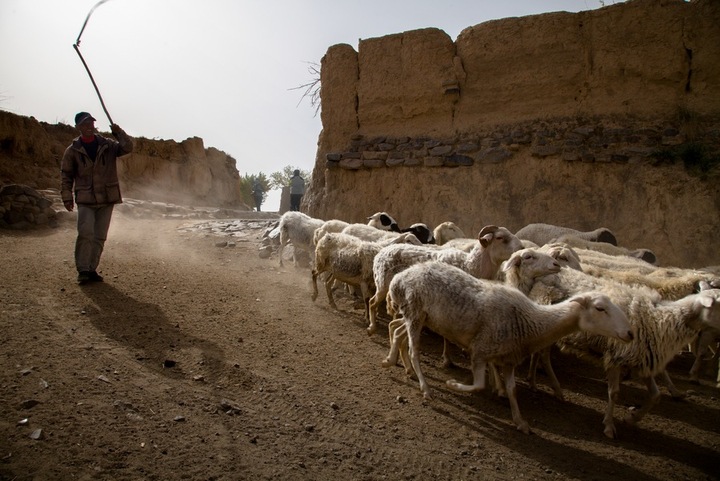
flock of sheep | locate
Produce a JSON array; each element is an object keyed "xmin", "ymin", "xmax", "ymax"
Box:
[{"xmin": 271, "ymin": 211, "xmax": 720, "ymax": 438}]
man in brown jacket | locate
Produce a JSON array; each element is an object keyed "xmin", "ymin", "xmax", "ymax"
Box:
[{"xmin": 61, "ymin": 112, "xmax": 134, "ymax": 284}]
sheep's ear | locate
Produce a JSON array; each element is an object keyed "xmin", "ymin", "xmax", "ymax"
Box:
[
  {"xmin": 479, "ymin": 233, "xmax": 493, "ymax": 248},
  {"xmin": 569, "ymin": 294, "xmax": 589, "ymax": 308},
  {"xmin": 699, "ymin": 293, "xmax": 715, "ymax": 308},
  {"xmin": 697, "ymin": 280, "xmax": 711, "ymax": 292},
  {"xmin": 502, "ymin": 254, "xmax": 521, "ymax": 271}
]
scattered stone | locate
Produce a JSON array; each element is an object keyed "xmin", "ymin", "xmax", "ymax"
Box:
[
  {"xmin": 215, "ymin": 241, "xmax": 228, "ymax": 248},
  {"xmin": 18, "ymin": 399, "xmax": 40, "ymax": 410},
  {"xmin": 396, "ymin": 396, "xmax": 407, "ymax": 404},
  {"xmin": 193, "ymin": 375, "xmax": 205, "ymax": 382},
  {"xmin": 304, "ymin": 424, "xmax": 315, "ymax": 432},
  {"xmin": 220, "ymin": 399, "xmax": 242, "ymax": 415},
  {"xmin": 174, "ymin": 416, "xmax": 186, "ymax": 422},
  {"xmin": 17, "ymin": 418, "xmax": 29, "ymax": 426},
  {"xmin": 39, "ymin": 379, "xmax": 49, "ymax": 389},
  {"xmin": 163, "ymin": 360, "xmax": 177, "ymax": 368},
  {"xmin": 97, "ymin": 375, "xmax": 111, "ymax": 383},
  {"xmin": 29, "ymin": 429, "xmax": 43, "ymax": 440},
  {"xmin": 330, "ymin": 402, "xmax": 340, "ymax": 411},
  {"xmin": 20, "ymin": 368, "xmax": 33, "ymax": 376}
]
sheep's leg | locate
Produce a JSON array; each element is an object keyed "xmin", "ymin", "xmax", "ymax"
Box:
[
  {"xmin": 526, "ymin": 352, "xmax": 539, "ymax": 391},
  {"xmin": 360, "ymin": 282, "xmax": 372, "ymax": 321},
  {"xmin": 323, "ymin": 274, "xmax": 338, "ymax": 310},
  {"xmin": 407, "ymin": 318, "xmax": 431, "ymax": 399},
  {"xmin": 489, "ymin": 363, "xmax": 507, "ymax": 398},
  {"xmin": 603, "ymin": 367, "xmax": 621, "ymax": 439},
  {"xmin": 660, "ymin": 370, "xmax": 685, "ymax": 399},
  {"xmin": 382, "ymin": 318, "xmax": 404, "ymax": 366},
  {"xmin": 441, "ymin": 338, "xmax": 455, "ymax": 368},
  {"xmin": 502, "ymin": 363, "xmax": 530, "ymax": 434},
  {"xmin": 367, "ymin": 291, "xmax": 382, "ymax": 335},
  {"xmin": 446, "ymin": 352, "xmax": 487, "ymax": 393},
  {"xmin": 689, "ymin": 332, "xmax": 715, "ymax": 384},
  {"xmin": 538, "ymin": 348, "xmax": 564, "ymax": 400},
  {"xmin": 624, "ymin": 375, "xmax": 661, "ymax": 427},
  {"xmin": 310, "ymin": 270, "xmax": 320, "ymax": 302}
]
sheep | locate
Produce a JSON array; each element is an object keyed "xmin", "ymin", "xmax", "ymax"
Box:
[
  {"xmin": 399, "ymin": 223, "xmax": 435, "ymax": 244},
  {"xmin": 689, "ymin": 280, "xmax": 720, "ymax": 384},
  {"xmin": 312, "ymin": 219, "xmax": 350, "ymax": 247},
  {"xmin": 384, "ymin": 248, "xmax": 562, "ymax": 385},
  {"xmin": 366, "ymin": 212, "xmax": 399, "ymax": 231},
  {"xmin": 537, "ymin": 242, "xmax": 583, "ymax": 271},
  {"xmin": 552, "ymin": 234, "xmax": 657, "ymax": 264},
  {"xmin": 311, "ymin": 232, "xmax": 421, "ymax": 319},
  {"xmin": 278, "ymin": 211, "xmax": 325, "ymax": 267},
  {"xmin": 368, "ymin": 225, "xmax": 523, "ymax": 336},
  {"xmin": 515, "ymin": 222, "xmax": 618, "ymax": 247},
  {"xmin": 528, "ymin": 267, "xmax": 720, "ymax": 438},
  {"xmin": 581, "ymin": 260, "xmax": 719, "ymax": 302},
  {"xmin": 577, "ymin": 248, "xmax": 658, "ymax": 275},
  {"xmin": 433, "ymin": 221, "xmax": 466, "ymax": 245},
  {"xmin": 387, "ymin": 261, "xmax": 632, "ymax": 434}
]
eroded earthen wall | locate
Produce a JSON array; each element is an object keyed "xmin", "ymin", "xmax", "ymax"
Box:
[{"xmin": 307, "ymin": 0, "xmax": 720, "ymax": 267}]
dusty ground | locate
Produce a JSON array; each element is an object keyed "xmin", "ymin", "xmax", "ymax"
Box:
[{"xmin": 1, "ymin": 209, "xmax": 719, "ymax": 481}]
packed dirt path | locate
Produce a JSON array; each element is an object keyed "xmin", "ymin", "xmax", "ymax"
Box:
[{"xmin": 1, "ymin": 212, "xmax": 719, "ymax": 481}]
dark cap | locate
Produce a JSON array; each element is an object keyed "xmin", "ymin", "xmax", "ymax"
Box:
[
  {"xmin": 74, "ymin": 112, "xmax": 96, "ymax": 125},
  {"xmin": 293, "ymin": 169, "xmax": 300, "ymax": 176}
]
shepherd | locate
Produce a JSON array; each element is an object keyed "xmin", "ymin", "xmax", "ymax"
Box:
[{"xmin": 61, "ymin": 112, "xmax": 134, "ymax": 284}]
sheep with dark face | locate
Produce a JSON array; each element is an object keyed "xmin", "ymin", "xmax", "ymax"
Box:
[{"xmin": 387, "ymin": 261, "xmax": 632, "ymax": 434}]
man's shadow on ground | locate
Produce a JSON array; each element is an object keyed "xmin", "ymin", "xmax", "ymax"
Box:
[{"xmin": 80, "ymin": 282, "xmax": 225, "ymax": 384}]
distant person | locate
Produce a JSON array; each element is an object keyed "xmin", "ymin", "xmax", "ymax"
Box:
[
  {"xmin": 61, "ymin": 112, "xmax": 134, "ymax": 285},
  {"xmin": 252, "ymin": 181, "xmax": 264, "ymax": 212},
  {"xmin": 289, "ymin": 169, "xmax": 305, "ymax": 211}
]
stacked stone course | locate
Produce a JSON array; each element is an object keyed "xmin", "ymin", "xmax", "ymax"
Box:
[
  {"xmin": 325, "ymin": 119, "xmax": 705, "ymax": 170},
  {"xmin": 0, "ymin": 184, "xmax": 58, "ymax": 229}
]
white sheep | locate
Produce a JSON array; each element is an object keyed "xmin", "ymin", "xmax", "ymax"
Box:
[
  {"xmin": 528, "ymin": 267, "xmax": 720, "ymax": 438},
  {"xmin": 581, "ymin": 260, "xmax": 719, "ymax": 302},
  {"xmin": 433, "ymin": 221, "xmax": 466, "ymax": 245},
  {"xmin": 688, "ymin": 281, "xmax": 720, "ymax": 384},
  {"xmin": 311, "ymin": 232, "xmax": 420, "ymax": 319},
  {"xmin": 368, "ymin": 225, "xmax": 523, "ymax": 336},
  {"xmin": 552, "ymin": 234, "xmax": 657, "ymax": 264},
  {"xmin": 536, "ymin": 242, "xmax": 583, "ymax": 271},
  {"xmin": 384, "ymin": 248, "xmax": 562, "ymax": 384},
  {"xmin": 312, "ymin": 219, "xmax": 350, "ymax": 247},
  {"xmin": 515, "ymin": 222, "xmax": 618, "ymax": 247},
  {"xmin": 278, "ymin": 211, "xmax": 325, "ymax": 267},
  {"xmin": 387, "ymin": 261, "xmax": 632, "ymax": 434}
]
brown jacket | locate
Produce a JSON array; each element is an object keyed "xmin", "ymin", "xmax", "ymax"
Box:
[{"xmin": 60, "ymin": 127, "xmax": 133, "ymax": 205}]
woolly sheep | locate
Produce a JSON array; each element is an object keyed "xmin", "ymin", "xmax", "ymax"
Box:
[
  {"xmin": 552, "ymin": 234, "xmax": 657, "ymax": 264},
  {"xmin": 689, "ymin": 280, "xmax": 720, "ymax": 384},
  {"xmin": 433, "ymin": 221, "xmax": 466, "ymax": 245},
  {"xmin": 581, "ymin": 261, "xmax": 719, "ymax": 302},
  {"xmin": 311, "ymin": 232, "xmax": 421, "ymax": 319},
  {"xmin": 528, "ymin": 267, "xmax": 720, "ymax": 438},
  {"xmin": 536, "ymin": 242, "xmax": 583, "ymax": 271},
  {"xmin": 278, "ymin": 211, "xmax": 325, "ymax": 267},
  {"xmin": 312, "ymin": 219, "xmax": 350, "ymax": 247},
  {"xmin": 387, "ymin": 261, "xmax": 632, "ymax": 433},
  {"xmin": 384, "ymin": 248, "xmax": 562, "ymax": 380},
  {"xmin": 516, "ymin": 222, "xmax": 618, "ymax": 247},
  {"xmin": 368, "ymin": 225, "xmax": 523, "ymax": 336}
]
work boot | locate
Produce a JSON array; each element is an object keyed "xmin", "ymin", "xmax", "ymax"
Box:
[
  {"xmin": 89, "ymin": 271, "xmax": 104, "ymax": 282},
  {"xmin": 77, "ymin": 271, "xmax": 91, "ymax": 284}
]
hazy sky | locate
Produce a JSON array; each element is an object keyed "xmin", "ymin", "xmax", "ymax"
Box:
[{"xmin": 1, "ymin": 0, "xmax": 612, "ymax": 209}]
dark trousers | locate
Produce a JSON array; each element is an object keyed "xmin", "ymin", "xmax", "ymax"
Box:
[{"xmin": 290, "ymin": 194, "xmax": 303, "ymax": 211}]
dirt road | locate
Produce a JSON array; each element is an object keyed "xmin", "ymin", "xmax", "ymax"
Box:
[{"xmin": 1, "ymin": 212, "xmax": 718, "ymax": 481}]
